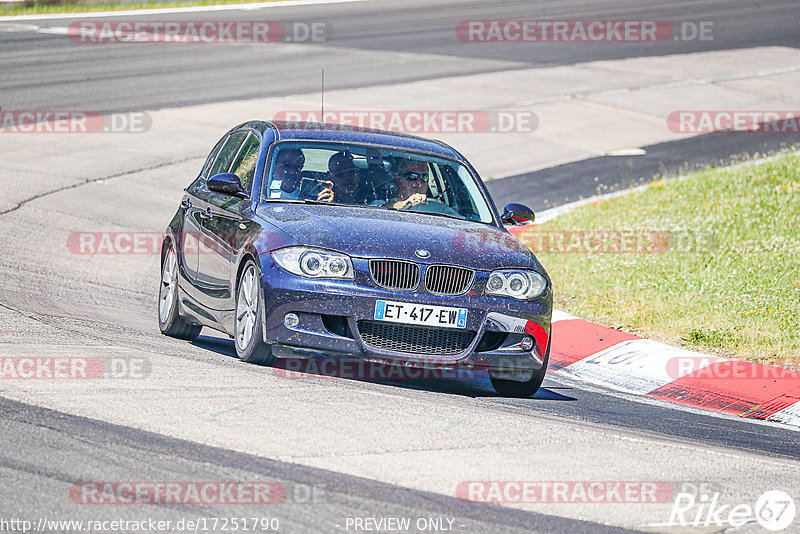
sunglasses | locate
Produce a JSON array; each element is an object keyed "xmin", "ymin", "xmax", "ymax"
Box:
[
  {"xmin": 333, "ymin": 168, "xmax": 359, "ymax": 177},
  {"xmin": 401, "ymin": 172, "xmax": 426, "ymax": 181}
]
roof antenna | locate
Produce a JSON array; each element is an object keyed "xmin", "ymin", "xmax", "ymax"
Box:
[{"xmin": 321, "ymin": 68, "xmax": 325, "ymax": 120}]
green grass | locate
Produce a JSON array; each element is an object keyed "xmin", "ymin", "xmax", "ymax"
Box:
[
  {"xmin": 523, "ymin": 149, "xmax": 800, "ymax": 368},
  {"xmin": 0, "ymin": 0, "xmax": 284, "ymax": 16}
]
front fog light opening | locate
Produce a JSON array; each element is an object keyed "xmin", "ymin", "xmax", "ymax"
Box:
[
  {"xmin": 520, "ymin": 336, "xmax": 534, "ymax": 351},
  {"xmin": 284, "ymin": 313, "xmax": 300, "ymax": 328}
]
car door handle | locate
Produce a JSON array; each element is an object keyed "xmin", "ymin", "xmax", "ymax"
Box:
[
  {"xmin": 181, "ymin": 199, "xmax": 192, "ymax": 209},
  {"xmin": 199, "ymin": 207, "xmax": 213, "ymax": 219}
]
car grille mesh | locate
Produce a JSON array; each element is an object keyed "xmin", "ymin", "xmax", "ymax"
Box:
[
  {"xmin": 424, "ymin": 265, "xmax": 475, "ymax": 295},
  {"xmin": 369, "ymin": 260, "xmax": 420, "ymax": 291},
  {"xmin": 357, "ymin": 321, "xmax": 476, "ymax": 356}
]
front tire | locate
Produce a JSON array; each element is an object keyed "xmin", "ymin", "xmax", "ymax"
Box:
[
  {"xmin": 234, "ymin": 260, "xmax": 275, "ymax": 365},
  {"xmin": 490, "ymin": 342, "xmax": 549, "ymax": 398},
  {"xmin": 159, "ymin": 242, "xmax": 202, "ymax": 341}
]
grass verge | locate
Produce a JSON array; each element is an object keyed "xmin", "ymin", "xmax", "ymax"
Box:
[
  {"xmin": 0, "ymin": 0, "xmax": 285, "ymax": 17},
  {"xmin": 519, "ymin": 149, "xmax": 800, "ymax": 368}
]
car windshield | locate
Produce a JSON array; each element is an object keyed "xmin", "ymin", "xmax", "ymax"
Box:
[{"xmin": 263, "ymin": 142, "xmax": 495, "ymax": 224}]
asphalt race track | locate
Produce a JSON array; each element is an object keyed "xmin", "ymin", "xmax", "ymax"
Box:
[
  {"xmin": 1, "ymin": 1, "xmax": 799, "ymax": 532},
  {"xmin": 2, "ymin": 0, "xmax": 799, "ymax": 112}
]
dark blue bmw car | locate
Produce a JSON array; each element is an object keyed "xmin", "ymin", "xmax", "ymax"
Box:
[{"xmin": 159, "ymin": 121, "xmax": 552, "ymax": 396}]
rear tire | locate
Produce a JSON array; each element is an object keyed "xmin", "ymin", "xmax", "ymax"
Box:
[
  {"xmin": 159, "ymin": 242, "xmax": 202, "ymax": 341},
  {"xmin": 234, "ymin": 260, "xmax": 275, "ymax": 366},
  {"xmin": 490, "ymin": 342, "xmax": 549, "ymax": 398}
]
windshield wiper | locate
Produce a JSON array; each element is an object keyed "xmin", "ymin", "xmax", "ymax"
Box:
[
  {"xmin": 263, "ymin": 199, "xmax": 470, "ymax": 220},
  {"xmin": 387, "ymin": 207, "xmax": 468, "ymax": 222},
  {"xmin": 261, "ymin": 199, "xmax": 344, "ymax": 206}
]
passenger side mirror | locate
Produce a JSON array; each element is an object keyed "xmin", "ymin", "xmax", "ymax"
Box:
[
  {"xmin": 501, "ymin": 203, "xmax": 535, "ymax": 225},
  {"xmin": 207, "ymin": 173, "xmax": 248, "ymax": 198}
]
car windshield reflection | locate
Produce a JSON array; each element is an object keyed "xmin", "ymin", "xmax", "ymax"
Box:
[{"xmin": 263, "ymin": 142, "xmax": 494, "ymax": 224}]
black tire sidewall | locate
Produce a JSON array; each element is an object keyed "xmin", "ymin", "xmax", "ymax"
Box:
[{"xmin": 491, "ymin": 339, "xmax": 550, "ymax": 397}]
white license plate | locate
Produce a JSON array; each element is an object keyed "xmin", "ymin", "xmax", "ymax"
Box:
[{"xmin": 374, "ymin": 300, "xmax": 468, "ymax": 329}]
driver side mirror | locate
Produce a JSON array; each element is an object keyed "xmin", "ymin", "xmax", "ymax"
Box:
[
  {"xmin": 207, "ymin": 173, "xmax": 248, "ymax": 198},
  {"xmin": 501, "ymin": 203, "xmax": 535, "ymax": 225}
]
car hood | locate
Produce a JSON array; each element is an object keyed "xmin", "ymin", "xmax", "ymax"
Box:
[{"xmin": 255, "ymin": 203, "xmax": 534, "ymax": 271}]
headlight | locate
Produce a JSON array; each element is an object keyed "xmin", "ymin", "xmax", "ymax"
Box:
[
  {"xmin": 485, "ymin": 270, "xmax": 547, "ymax": 299},
  {"xmin": 271, "ymin": 247, "xmax": 354, "ymax": 279}
]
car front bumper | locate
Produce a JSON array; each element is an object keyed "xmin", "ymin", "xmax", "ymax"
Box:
[{"xmin": 259, "ymin": 256, "xmax": 552, "ymax": 373}]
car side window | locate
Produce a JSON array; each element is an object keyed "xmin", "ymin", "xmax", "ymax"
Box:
[
  {"xmin": 228, "ymin": 131, "xmax": 261, "ymax": 192},
  {"xmin": 187, "ymin": 134, "xmax": 227, "ymax": 196},
  {"xmin": 208, "ymin": 131, "xmax": 248, "ymax": 178},
  {"xmin": 201, "ymin": 135, "xmax": 228, "ymax": 181}
]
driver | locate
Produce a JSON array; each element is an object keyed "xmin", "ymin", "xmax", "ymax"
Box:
[{"xmin": 386, "ymin": 158, "xmax": 428, "ymax": 209}]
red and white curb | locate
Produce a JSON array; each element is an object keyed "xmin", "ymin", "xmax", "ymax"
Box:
[
  {"xmin": 546, "ymin": 313, "xmax": 800, "ymax": 427},
  {"xmin": 506, "ymin": 186, "xmax": 800, "ymax": 428}
]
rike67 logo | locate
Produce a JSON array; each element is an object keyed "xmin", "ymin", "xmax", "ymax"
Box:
[{"xmin": 667, "ymin": 485, "xmax": 795, "ymax": 531}]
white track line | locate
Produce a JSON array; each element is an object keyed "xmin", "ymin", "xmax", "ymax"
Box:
[
  {"xmin": 0, "ymin": 0, "xmax": 364, "ymax": 22},
  {"xmin": 532, "ymin": 151, "xmax": 793, "ymax": 224}
]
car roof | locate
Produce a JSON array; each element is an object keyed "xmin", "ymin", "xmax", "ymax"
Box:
[{"xmin": 230, "ymin": 120, "xmax": 464, "ymax": 161}]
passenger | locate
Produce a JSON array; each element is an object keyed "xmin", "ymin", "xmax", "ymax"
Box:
[
  {"xmin": 323, "ymin": 151, "xmax": 369, "ymax": 204},
  {"xmin": 272, "ymin": 148, "xmax": 306, "ymax": 200},
  {"xmin": 365, "ymin": 147, "xmax": 395, "ymax": 201},
  {"xmin": 269, "ymin": 148, "xmax": 334, "ymax": 202}
]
